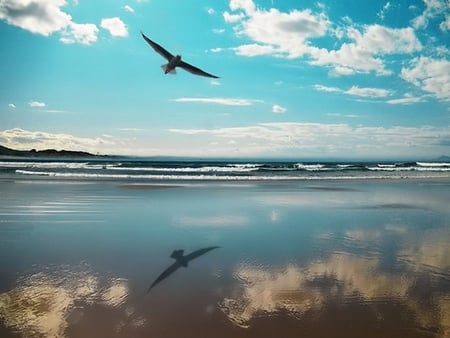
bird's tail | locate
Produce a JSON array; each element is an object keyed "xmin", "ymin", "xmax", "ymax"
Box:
[{"xmin": 161, "ymin": 64, "xmax": 176, "ymax": 74}]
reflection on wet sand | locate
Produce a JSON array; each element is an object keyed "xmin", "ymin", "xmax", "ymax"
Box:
[
  {"xmin": 0, "ymin": 263, "xmax": 146, "ymax": 338},
  {"xmin": 220, "ymin": 264, "xmax": 321, "ymax": 328},
  {"xmin": 400, "ymin": 228, "xmax": 450, "ymax": 273},
  {"xmin": 221, "ymin": 248, "xmax": 449, "ymax": 336}
]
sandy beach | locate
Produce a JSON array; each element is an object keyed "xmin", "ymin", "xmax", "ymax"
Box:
[{"xmin": 0, "ymin": 177, "xmax": 449, "ymax": 337}]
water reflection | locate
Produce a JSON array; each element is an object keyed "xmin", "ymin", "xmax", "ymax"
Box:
[
  {"xmin": 221, "ymin": 226, "xmax": 450, "ymax": 336},
  {"xmin": 0, "ymin": 263, "xmax": 146, "ymax": 337},
  {"xmin": 220, "ymin": 264, "xmax": 322, "ymax": 328}
]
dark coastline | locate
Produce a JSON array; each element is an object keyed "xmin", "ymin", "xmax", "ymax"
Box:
[{"xmin": 0, "ymin": 145, "xmax": 105, "ymax": 158}]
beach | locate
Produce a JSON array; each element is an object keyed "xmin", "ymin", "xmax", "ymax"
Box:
[{"xmin": 0, "ymin": 164, "xmax": 449, "ymax": 337}]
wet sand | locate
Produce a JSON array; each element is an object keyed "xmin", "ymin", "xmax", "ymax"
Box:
[{"xmin": 0, "ymin": 178, "xmax": 449, "ymax": 337}]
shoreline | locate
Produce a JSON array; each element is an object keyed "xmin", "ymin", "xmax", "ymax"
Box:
[{"xmin": 1, "ymin": 173, "xmax": 449, "ymax": 185}]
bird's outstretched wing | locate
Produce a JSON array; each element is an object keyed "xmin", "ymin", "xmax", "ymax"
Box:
[
  {"xmin": 147, "ymin": 261, "xmax": 181, "ymax": 294},
  {"xmin": 185, "ymin": 246, "xmax": 220, "ymax": 262},
  {"xmin": 179, "ymin": 61, "xmax": 219, "ymax": 79},
  {"xmin": 141, "ymin": 32, "xmax": 174, "ymax": 61}
]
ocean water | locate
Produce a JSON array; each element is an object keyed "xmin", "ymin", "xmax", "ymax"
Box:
[
  {"xmin": 0, "ymin": 158, "xmax": 449, "ymax": 181},
  {"xmin": 0, "ymin": 159, "xmax": 449, "ymax": 337}
]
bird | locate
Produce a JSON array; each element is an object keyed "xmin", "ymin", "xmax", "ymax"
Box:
[
  {"xmin": 141, "ymin": 32, "xmax": 219, "ymax": 79},
  {"xmin": 147, "ymin": 246, "xmax": 220, "ymax": 294}
]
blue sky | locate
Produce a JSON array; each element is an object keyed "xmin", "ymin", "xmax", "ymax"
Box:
[{"xmin": 1, "ymin": 0, "xmax": 449, "ymax": 159}]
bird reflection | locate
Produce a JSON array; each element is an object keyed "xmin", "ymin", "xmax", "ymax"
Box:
[{"xmin": 147, "ymin": 246, "xmax": 220, "ymax": 293}]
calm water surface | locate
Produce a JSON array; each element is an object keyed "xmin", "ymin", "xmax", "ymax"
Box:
[{"xmin": 0, "ymin": 178, "xmax": 449, "ymax": 337}]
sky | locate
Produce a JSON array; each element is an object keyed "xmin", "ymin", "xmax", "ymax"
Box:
[{"xmin": 0, "ymin": 0, "xmax": 449, "ymax": 159}]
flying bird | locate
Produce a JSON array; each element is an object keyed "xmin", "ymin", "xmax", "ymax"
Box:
[
  {"xmin": 141, "ymin": 32, "xmax": 219, "ymax": 79},
  {"xmin": 147, "ymin": 246, "xmax": 220, "ymax": 293}
]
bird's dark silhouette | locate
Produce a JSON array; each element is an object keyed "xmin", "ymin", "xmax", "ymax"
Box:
[
  {"xmin": 147, "ymin": 246, "xmax": 220, "ymax": 293},
  {"xmin": 141, "ymin": 32, "xmax": 219, "ymax": 78}
]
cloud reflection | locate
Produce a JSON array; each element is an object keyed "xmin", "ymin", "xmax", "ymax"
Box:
[
  {"xmin": 221, "ymin": 251, "xmax": 449, "ymax": 335},
  {"xmin": 0, "ymin": 263, "xmax": 138, "ymax": 338},
  {"xmin": 175, "ymin": 215, "xmax": 248, "ymax": 227},
  {"xmin": 220, "ymin": 264, "xmax": 322, "ymax": 328}
]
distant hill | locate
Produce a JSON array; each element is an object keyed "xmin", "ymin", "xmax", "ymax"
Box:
[{"xmin": 0, "ymin": 145, "xmax": 101, "ymax": 158}]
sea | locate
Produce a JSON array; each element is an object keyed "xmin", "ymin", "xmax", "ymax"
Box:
[
  {"xmin": 1, "ymin": 157, "xmax": 449, "ymax": 337},
  {"xmin": 1, "ymin": 157, "xmax": 450, "ymax": 181}
]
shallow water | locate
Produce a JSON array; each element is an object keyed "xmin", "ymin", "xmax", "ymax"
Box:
[{"xmin": 0, "ymin": 178, "xmax": 449, "ymax": 337}]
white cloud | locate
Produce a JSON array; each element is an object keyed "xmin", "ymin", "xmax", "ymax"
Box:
[
  {"xmin": 222, "ymin": 1, "xmax": 422, "ymax": 76},
  {"xmin": 210, "ymin": 47, "xmax": 224, "ymax": 53},
  {"xmin": 8, "ymin": 103, "xmax": 16, "ymax": 109},
  {"xmin": 232, "ymin": 44, "xmax": 279, "ymax": 57},
  {"xmin": 223, "ymin": 11, "xmax": 245, "ymax": 23},
  {"xmin": 168, "ymin": 122, "xmax": 450, "ymax": 158},
  {"xmin": 314, "ymin": 84, "xmax": 390, "ymax": 98},
  {"xmin": 329, "ymin": 66, "xmax": 355, "ymax": 76},
  {"xmin": 229, "ymin": 0, "xmax": 256, "ymax": 13},
  {"xmin": 314, "ymin": 84, "xmax": 341, "ymax": 93},
  {"xmin": 386, "ymin": 94, "xmax": 424, "ymax": 105},
  {"xmin": 207, "ymin": 7, "xmax": 215, "ymax": 15},
  {"xmin": 29, "ymin": 101, "xmax": 46, "ymax": 108},
  {"xmin": 212, "ymin": 28, "xmax": 225, "ymax": 34},
  {"xmin": 224, "ymin": 1, "xmax": 330, "ymax": 58},
  {"xmin": 123, "ymin": 5, "xmax": 135, "ymax": 13},
  {"xmin": 440, "ymin": 15, "xmax": 450, "ymax": 31},
  {"xmin": 401, "ymin": 57, "xmax": 450, "ymax": 101},
  {"xmin": 412, "ymin": 0, "xmax": 450, "ymax": 29},
  {"xmin": 0, "ymin": 0, "xmax": 71, "ymax": 36},
  {"xmin": 0, "ymin": 128, "xmax": 115, "ymax": 154},
  {"xmin": 344, "ymin": 86, "xmax": 390, "ymax": 98},
  {"xmin": 60, "ymin": 22, "xmax": 98, "ymax": 45},
  {"xmin": 173, "ymin": 97, "xmax": 262, "ymax": 106},
  {"xmin": 0, "ymin": 0, "xmax": 99, "ymax": 45},
  {"xmin": 311, "ymin": 25, "xmax": 422, "ymax": 76},
  {"xmin": 377, "ymin": 2, "xmax": 391, "ymax": 20},
  {"xmin": 100, "ymin": 17, "xmax": 128, "ymax": 38},
  {"xmin": 272, "ymin": 104, "xmax": 286, "ymax": 113}
]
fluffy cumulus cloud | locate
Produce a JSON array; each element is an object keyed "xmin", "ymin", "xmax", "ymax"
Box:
[
  {"xmin": 60, "ymin": 22, "xmax": 98, "ymax": 45},
  {"xmin": 0, "ymin": 0, "xmax": 71, "ymax": 36},
  {"xmin": 0, "ymin": 128, "xmax": 115, "ymax": 153},
  {"xmin": 224, "ymin": 0, "xmax": 331, "ymax": 59},
  {"xmin": 412, "ymin": 0, "xmax": 450, "ymax": 29},
  {"xmin": 100, "ymin": 17, "xmax": 128, "ymax": 37},
  {"xmin": 221, "ymin": 0, "xmax": 423, "ymax": 76},
  {"xmin": 310, "ymin": 25, "xmax": 422, "ymax": 76},
  {"xmin": 401, "ymin": 57, "xmax": 450, "ymax": 101},
  {"xmin": 0, "ymin": 0, "xmax": 99, "ymax": 45}
]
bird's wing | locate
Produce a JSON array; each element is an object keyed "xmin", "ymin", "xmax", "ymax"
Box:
[
  {"xmin": 185, "ymin": 246, "xmax": 220, "ymax": 262},
  {"xmin": 178, "ymin": 61, "xmax": 219, "ymax": 78},
  {"xmin": 147, "ymin": 261, "xmax": 181, "ymax": 294},
  {"xmin": 141, "ymin": 32, "xmax": 174, "ymax": 61}
]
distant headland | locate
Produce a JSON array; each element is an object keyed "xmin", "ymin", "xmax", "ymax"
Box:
[{"xmin": 0, "ymin": 145, "xmax": 105, "ymax": 158}]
